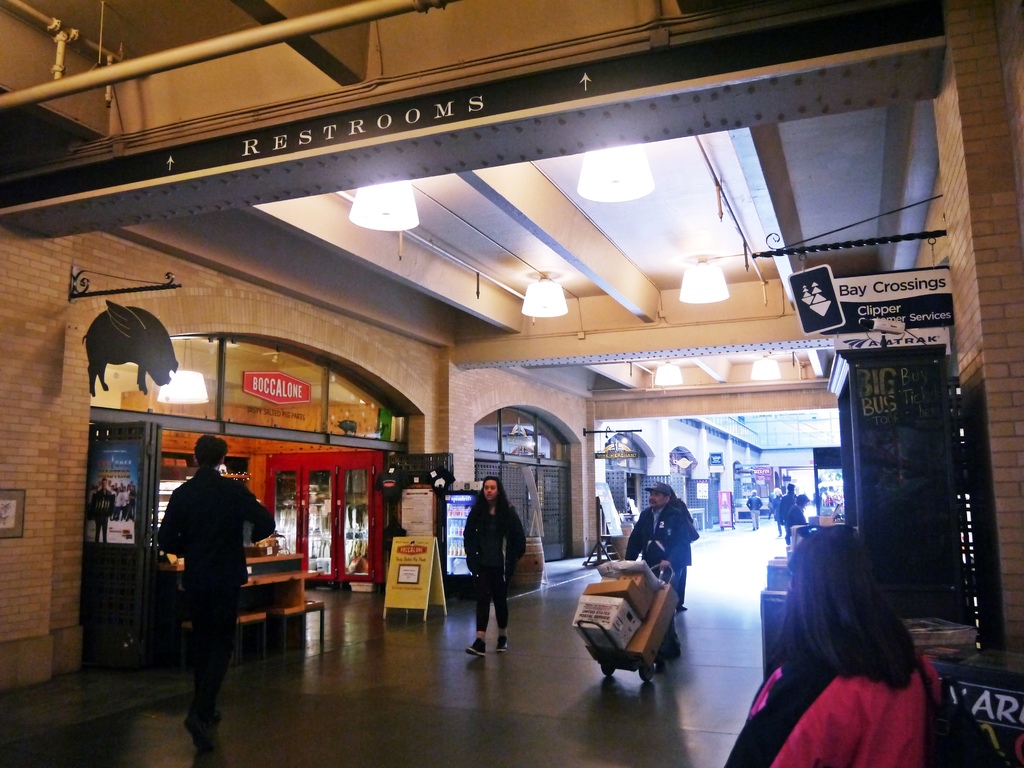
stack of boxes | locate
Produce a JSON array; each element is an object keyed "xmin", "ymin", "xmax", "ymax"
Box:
[{"xmin": 574, "ymin": 567, "xmax": 676, "ymax": 660}]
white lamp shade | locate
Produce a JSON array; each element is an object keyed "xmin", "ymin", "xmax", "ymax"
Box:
[
  {"xmin": 679, "ymin": 261, "xmax": 730, "ymax": 304},
  {"xmin": 521, "ymin": 278, "xmax": 569, "ymax": 317},
  {"xmin": 577, "ymin": 145, "xmax": 655, "ymax": 203},
  {"xmin": 654, "ymin": 363, "xmax": 683, "ymax": 387},
  {"xmin": 348, "ymin": 181, "xmax": 419, "ymax": 231},
  {"xmin": 750, "ymin": 357, "xmax": 782, "ymax": 381},
  {"xmin": 157, "ymin": 369, "xmax": 209, "ymax": 404}
]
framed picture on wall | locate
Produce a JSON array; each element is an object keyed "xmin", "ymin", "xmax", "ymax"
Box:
[{"xmin": 0, "ymin": 489, "xmax": 25, "ymax": 539}]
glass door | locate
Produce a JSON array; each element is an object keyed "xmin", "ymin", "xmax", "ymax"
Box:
[
  {"xmin": 305, "ymin": 467, "xmax": 336, "ymax": 583},
  {"xmin": 272, "ymin": 468, "xmax": 299, "ymax": 557},
  {"xmin": 333, "ymin": 451, "xmax": 384, "ymax": 584},
  {"xmin": 342, "ymin": 468, "xmax": 369, "ymax": 577},
  {"xmin": 267, "ymin": 450, "xmax": 383, "ymax": 584}
]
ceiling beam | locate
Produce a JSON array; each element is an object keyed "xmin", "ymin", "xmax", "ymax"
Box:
[
  {"xmin": 693, "ymin": 357, "xmax": 732, "ymax": 383},
  {"xmin": 462, "ymin": 164, "xmax": 662, "ymax": 322},
  {"xmin": 453, "ymin": 300, "xmax": 823, "ymax": 368},
  {"xmin": 255, "ymin": 193, "xmax": 526, "ymax": 331},
  {"xmin": 228, "ymin": 0, "xmax": 365, "ymax": 85}
]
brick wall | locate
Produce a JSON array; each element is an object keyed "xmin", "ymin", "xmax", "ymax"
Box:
[
  {"xmin": 937, "ymin": 0, "xmax": 1024, "ymax": 648},
  {"xmin": 0, "ymin": 226, "xmax": 447, "ymax": 688},
  {"xmin": 446, "ymin": 364, "xmax": 590, "ymax": 554}
]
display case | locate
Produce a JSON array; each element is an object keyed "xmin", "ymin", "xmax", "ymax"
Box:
[
  {"xmin": 265, "ymin": 451, "xmax": 384, "ymax": 584},
  {"xmin": 343, "ymin": 468, "xmax": 369, "ymax": 576},
  {"xmin": 306, "ymin": 469, "xmax": 333, "ymax": 573},
  {"xmin": 445, "ymin": 493, "xmax": 474, "ymax": 575}
]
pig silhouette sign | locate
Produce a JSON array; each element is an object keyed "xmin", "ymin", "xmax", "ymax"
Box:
[{"xmin": 84, "ymin": 301, "xmax": 178, "ymax": 397}]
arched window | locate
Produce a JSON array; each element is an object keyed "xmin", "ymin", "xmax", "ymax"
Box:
[{"xmin": 89, "ymin": 336, "xmax": 404, "ymax": 443}]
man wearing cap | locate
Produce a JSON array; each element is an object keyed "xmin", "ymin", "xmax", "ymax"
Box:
[{"xmin": 626, "ymin": 481, "xmax": 694, "ymax": 664}]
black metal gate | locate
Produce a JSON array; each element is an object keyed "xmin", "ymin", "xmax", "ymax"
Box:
[
  {"xmin": 81, "ymin": 421, "xmax": 161, "ymax": 667},
  {"xmin": 475, "ymin": 460, "xmax": 570, "ymax": 560}
]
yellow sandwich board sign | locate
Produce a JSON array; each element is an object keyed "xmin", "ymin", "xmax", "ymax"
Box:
[{"xmin": 383, "ymin": 537, "xmax": 448, "ymax": 621}]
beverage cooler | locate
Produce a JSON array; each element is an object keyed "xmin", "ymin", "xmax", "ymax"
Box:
[
  {"xmin": 445, "ymin": 492, "xmax": 475, "ymax": 576},
  {"xmin": 266, "ymin": 451, "xmax": 384, "ymax": 585}
]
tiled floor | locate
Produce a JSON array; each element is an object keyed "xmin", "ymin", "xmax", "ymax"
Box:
[{"xmin": 0, "ymin": 520, "xmax": 786, "ymax": 767}]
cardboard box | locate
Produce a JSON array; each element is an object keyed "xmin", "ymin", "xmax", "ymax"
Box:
[
  {"xmin": 574, "ymin": 595, "xmax": 642, "ymax": 650},
  {"xmin": 624, "ymin": 583, "xmax": 678, "ymax": 664},
  {"xmin": 583, "ymin": 576, "xmax": 654, "ymax": 620},
  {"xmin": 766, "ymin": 557, "xmax": 790, "ymax": 591}
]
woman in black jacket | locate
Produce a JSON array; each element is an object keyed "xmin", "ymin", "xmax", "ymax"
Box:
[{"xmin": 464, "ymin": 476, "xmax": 526, "ymax": 656}]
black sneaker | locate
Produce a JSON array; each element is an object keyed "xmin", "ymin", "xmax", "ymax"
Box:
[
  {"xmin": 496, "ymin": 636, "xmax": 508, "ymax": 653},
  {"xmin": 466, "ymin": 638, "xmax": 485, "ymax": 656},
  {"xmin": 184, "ymin": 713, "xmax": 214, "ymax": 753}
]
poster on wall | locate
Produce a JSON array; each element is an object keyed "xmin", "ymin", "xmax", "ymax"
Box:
[{"xmin": 84, "ymin": 441, "xmax": 140, "ymax": 545}]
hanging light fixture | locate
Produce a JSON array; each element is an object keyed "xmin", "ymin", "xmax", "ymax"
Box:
[
  {"xmin": 348, "ymin": 180, "xmax": 419, "ymax": 231},
  {"xmin": 679, "ymin": 259, "xmax": 730, "ymax": 304},
  {"xmin": 750, "ymin": 355, "xmax": 782, "ymax": 381},
  {"xmin": 521, "ymin": 277, "xmax": 569, "ymax": 317},
  {"xmin": 158, "ymin": 369, "xmax": 209, "ymax": 404},
  {"xmin": 577, "ymin": 145, "xmax": 655, "ymax": 202},
  {"xmin": 654, "ymin": 362, "xmax": 683, "ymax": 387}
]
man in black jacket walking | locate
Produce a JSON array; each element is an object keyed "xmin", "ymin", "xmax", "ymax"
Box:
[{"xmin": 158, "ymin": 435, "xmax": 275, "ymax": 753}]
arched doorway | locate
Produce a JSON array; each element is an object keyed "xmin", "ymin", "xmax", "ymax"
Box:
[{"xmin": 473, "ymin": 407, "xmax": 572, "ymax": 560}]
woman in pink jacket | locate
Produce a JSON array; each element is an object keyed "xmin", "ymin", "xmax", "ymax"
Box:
[{"xmin": 725, "ymin": 525, "xmax": 940, "ymax": 768}]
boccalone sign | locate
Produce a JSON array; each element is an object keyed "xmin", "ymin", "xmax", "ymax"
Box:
[{"xmin": 242, "ymin": 371, "xmax": 311, "ymax": 405}]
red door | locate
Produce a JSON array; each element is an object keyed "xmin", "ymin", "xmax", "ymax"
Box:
[{"xmin": 265, "ymin": 451, "xmax": 384, "ymax": 584}]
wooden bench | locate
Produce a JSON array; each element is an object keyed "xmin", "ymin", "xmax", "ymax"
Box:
[
  {"xmin": 180, "ymin": 610, "xmax": 268, "ymax": 669},
  {"xmin": 266, "ymin": 599, "xmax": 325, "ymax": 654}
]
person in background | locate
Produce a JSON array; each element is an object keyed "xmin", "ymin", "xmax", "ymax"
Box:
[
  {"xmin": 779, "ymin": 483, "xmax": 798, "ymax": 545},
  {"xmin": 626, "ymin": 481, "xmax": 693, "ymax": 662},
  {"xmin": 769, "ymin": 488, "xmax": 783, "ymax": 538},
  {"xmin": 725, "ymin": 525, "xmax": 939, "ymax": 768},
  {"xmin": 464, "ymin": 476, "xmax": 526, "ymax": 656},
  {"xmin": 787, "ymin": 493, "xmax": 810, "ymax": 537},
  {"xmin": 746, "ymin": 491, "xmax": 763, "ymax": 531},
  {"xmin": 157, "ymin": 435, "xmax": 275, "ymax": 753}
]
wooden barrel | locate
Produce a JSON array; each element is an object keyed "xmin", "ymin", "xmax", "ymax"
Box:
[{"xmin": 513, "ymin": 536, "xmax": 545, "ymax": 589}]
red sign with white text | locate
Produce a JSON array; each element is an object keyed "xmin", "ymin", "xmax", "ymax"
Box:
[{"xmin": 242, "ymin": 371, "xmax": 311, "ymax": 405}]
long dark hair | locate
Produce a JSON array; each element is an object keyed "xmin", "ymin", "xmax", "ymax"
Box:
[
  {"xmin": 775, "ymin": 526, "xmax": 916, "ymax": 687},
  {"xmin": 470, "ymin": 475, "xmax": 513, "ymax": 518}
]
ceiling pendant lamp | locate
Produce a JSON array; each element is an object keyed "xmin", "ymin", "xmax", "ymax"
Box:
[
  {"xmin": 577, "ymin": 145, "xmax": 655, "ymax": 203},
  {"xmin": 679, "ymin": 259, "xmax": 729, "ymax": 304},
  {"xmin": 654, "ymin": 362, "xmax": 683, "ymax": 387},
  {"xmin": 157, "ymin": 369, "xmax": 209, "ymax": 404},
  {"xmin": 521, "ymin": 277, "xmax": 569, "ymax": 317},
  {"xmin": 750, "ymin": 356, "xmax": 782, "ymax": 381},
  {"xmin": 348, "ymin": 180, "xmax": 419, "ymax": 231}
]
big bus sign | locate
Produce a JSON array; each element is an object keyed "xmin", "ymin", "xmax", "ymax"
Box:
[{"xmin": 242, "ymin": 371, "xmax": 311, "ymax": 405}]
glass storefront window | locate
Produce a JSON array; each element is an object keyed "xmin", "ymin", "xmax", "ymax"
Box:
[
  {"xmin": 222, "ymin": 342, "xmax": 324, "ymax": 432},
  {"xmin": 89, "ymin": 337, "xmax": 219, "ymax": 420},
  {"xmin": 501, "ymin": 408, "xmax": 536, "ymax": 457},
  {"xmin": 92, "ymin": 335, "xmax": 404, "ymax": 443},
  {"xmin": 536, "ymin": 418, "xmax": 564, "ymax": 460},
  {"xmin": 476, "ymin": 408, "xmax": 568, "ymax": 460},
  {"xmin": 327, "ymin": 373, "xmax": 386, "ymax": 439},
  {"xmin": 474, "ymin": 410, "xmax": 499, "ymax": 453}
]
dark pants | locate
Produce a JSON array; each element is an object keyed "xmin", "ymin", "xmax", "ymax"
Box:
[
  {"xmin": 473, "ymin": 566, "xmax": 509, "ymax": 632},
  {"xmin": 187, "ymin": 586, "xmax": 240, "ymax": 723},
  {"xmin": 675, "ymin": 566, "xmax": 688, "ymax": 608}
]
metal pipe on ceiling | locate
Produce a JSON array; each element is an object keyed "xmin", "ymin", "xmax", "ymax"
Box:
[
  {"xmin": 0, "ymin": 0, "xmax": 456, "ymax": 112},
  {"xmin": 0, "ymin": 0, "xmax": 121, "ymax": 65}
]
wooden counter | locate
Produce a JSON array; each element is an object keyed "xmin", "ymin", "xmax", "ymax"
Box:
[{"xmin": 154, "ymin": 554, "xmax": 307, "ymax": 662}]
